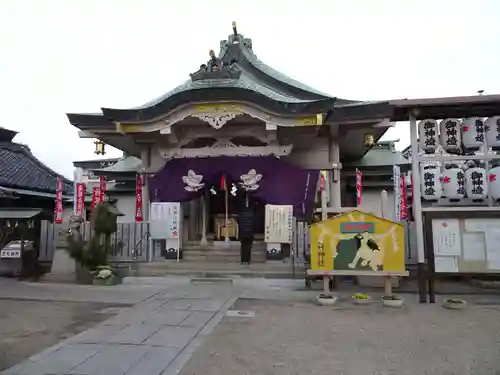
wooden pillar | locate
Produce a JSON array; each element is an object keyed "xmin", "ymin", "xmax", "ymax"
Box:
[
  {"xmin": 328, "ymin": 136, "xmax": 342, "ymax": 212},
  {"xmin": 188, "ymin": 200, "xmax": 197, "ymax": 241},
  {"xmin": 200, "ymin": 194, "xmax": 208, "ymax": 245}
]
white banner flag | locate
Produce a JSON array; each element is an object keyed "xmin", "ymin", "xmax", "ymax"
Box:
[{"xmin": 393, "ymin": 165, "xmax": 401, "ymax": 221}]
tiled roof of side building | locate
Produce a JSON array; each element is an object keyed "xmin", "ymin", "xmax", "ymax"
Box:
[{"xmin": 0, "ymin": 141, "xmax": 73, "ymax": 194}]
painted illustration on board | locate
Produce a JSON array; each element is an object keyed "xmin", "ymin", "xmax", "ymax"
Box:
[{"xmin": 310, "ymin": 210, "xmax": 405, "ymax": 273}]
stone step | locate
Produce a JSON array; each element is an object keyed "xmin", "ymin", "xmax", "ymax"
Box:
[
  {"xmin": 182, "ymin": 248, "xmax": 266, "ymax": 256},
  {"xmin": 137, "ymin": 260, "xmax": 297, "ymax": 278},
  {"xmin": 183, "ymin": 253, "xmax": 267, "ymax": 263}
]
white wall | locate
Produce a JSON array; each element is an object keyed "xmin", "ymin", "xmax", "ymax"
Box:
[
  {"xmin": 359, "ymin": 190, "xmax": 396, "ymax": 219},
  {"xmin": 113, "ymin": 195, "xmax": 137, "ymax": 222}
]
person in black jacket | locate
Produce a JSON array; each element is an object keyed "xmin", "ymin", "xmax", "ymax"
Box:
[{"xmin": 238, "ymin": 199, "xmax": 255, "ymax": 265}]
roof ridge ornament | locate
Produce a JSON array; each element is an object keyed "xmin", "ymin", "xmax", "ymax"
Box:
[{"xmin": 189, "ymin": 47, "xmax": 241, "ymax": 81}]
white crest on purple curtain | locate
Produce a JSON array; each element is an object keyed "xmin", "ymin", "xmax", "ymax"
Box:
[
  {"xmin": 240, "ymin": 169, "xmax": 262, "ymax": 191},
  {"xmin": 182, "ymin": 170, "xmax": 205, "ymax": 192}
]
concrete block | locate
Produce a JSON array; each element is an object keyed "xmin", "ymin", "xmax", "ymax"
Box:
[
  {"xmin": 147, "ymin": 310, "xmax": 190, "ymax": 327},
  {"xmin": 160, "ymin": 350, "xmax": 193, "ymax": 375},
  {"xmin": 143, "ymin": 326, "xmax": 198, "ymax": 347},
  {"xmin": 356, "ymin": 276, "xmax": 400, "ymax": 288},
  {"xmin": 106, "ymin": 323, "xmax": 161, "ymax": 345},
  {"xmin": 190, "ymin": 277, "xmax": 233, "ymax": 285},
  {"xmin": 70, "ymin": 344, "xmax": 149, "ymax": 375},
  {"xmin": 187, "ymin": 299, "xmax": 226, "ymax": 312},
  {"xmin": 179, "ymin": 311, "xmax": 215, "ymax": 327},
  {"xmin": 125, "ymin": 347, "xmax": 179, "ymax": 375},
  {"xmin": 14, "ymin": 344, "xmax": 102, "ymax": 375},
  {"xmin": 159, "ymin": 299, "xmax": 196, "ymax": 310},
  {"xmin": 70, "ymin": 325, "xmax": 124, "ymax": 344}
]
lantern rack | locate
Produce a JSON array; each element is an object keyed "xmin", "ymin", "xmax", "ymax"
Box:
[{"xmin": 413, "ymin": 117, "xmax": 500, "ymax": 212}]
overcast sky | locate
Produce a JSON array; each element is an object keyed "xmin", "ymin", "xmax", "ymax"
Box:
[{"xmin": 1, "ymin": 0, "xmax": 498, "ymax": 179}]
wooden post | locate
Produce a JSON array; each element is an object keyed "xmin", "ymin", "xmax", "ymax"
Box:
[
  {"xmin": 201, "ymin": 193, "xmax": 208, "ymax": 245},
  {"xmin": 323, "ymin": 275, "xmax": 330, "ymax": 294},
  {"xmin": 384, "ymin": 276, "xmax": 393, "ymax": 297},
  {"xmin": 224, "ymin": 181, "xmax": 229, "ymax": 243}
]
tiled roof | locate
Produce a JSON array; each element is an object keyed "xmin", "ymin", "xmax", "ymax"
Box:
[
  {"xmin": 0, "ymin": 187, "xmax": 16, "ymax": 199},
  {"xmin": 0, "ymin": 141, "xmax": 73, "ymax": 194}
]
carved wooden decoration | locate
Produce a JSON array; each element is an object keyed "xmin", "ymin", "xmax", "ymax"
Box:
[
  {"xmin": 158, "ymin": 139, "xmax": 293, "ymax": 159},
  {"xmin": 191, "ymin": 112, "xmax": 239, "ymax": 129}
]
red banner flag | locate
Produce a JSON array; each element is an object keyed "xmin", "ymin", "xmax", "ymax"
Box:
[
  {"xmin": 220, "ymin": 174, "xmax": 226, "ymax": 190},
  {"xmin": 75, "ymin": 182, "xmax": 86, "ymax": 217},
  {"xmin": 91, "ymin": 186, "xmax": 101, "ymax": 208},
  {"xmin": 54, "ymin": 176, "xmax": 64, "ymax": 223},
  {"xmin": 400, "ymin": 175, "xmax": 409, "ymax": 220},
  {"xmin": 355, "ymin": 168, "xmax": 363, "ymax": 207},
  {"xmin": 99, "ymin": 176, "xmax": 105, "ymax": 202},
  {"xmin": 135, "ymin": 174, "xmax": 143, "ymax": 222},
  {"xmin": 320, "ymin": 171, "xmax": 326, "ymax": 191}
]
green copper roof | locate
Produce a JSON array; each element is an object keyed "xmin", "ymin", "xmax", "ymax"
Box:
[
  {"xmin": 346, "ymin": 141, "xmax": 410, "ymax": 168},
  {"xmin": 94, "ymin": 156, "xmax": 141, "ymax": 173}
]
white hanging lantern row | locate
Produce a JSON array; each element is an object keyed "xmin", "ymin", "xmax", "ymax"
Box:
[
  {"xmin": 439, "ymin": 118, "xmax": 462, "ymax": 152},
  {"xmin": 418, "ymin": 119, "xmax": 439, "ymax": 154},
  {"xmin": 461, "ymin": 117, "xmax": 484, "ymax": 151},
  {"xmin": 465, "ymin": 164, "xmax": 487, "ymax": 202},
  {"xmin": 441, "ymin": 165, "xmax": 465, "ymax": 202},
  {"xmin": 421, "ymin": 165, "xmax": 442, "ymax": 201},
  {"xmin": 489, "ymin": 162, "xmax": 500, "ymax": 201},
  {"xmin": 485, "ymin": 116, "xmax": 500, "ymax": 150}
]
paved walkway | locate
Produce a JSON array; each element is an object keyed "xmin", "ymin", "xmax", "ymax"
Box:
[{"xmin": 1, "ymin": 280, "xmax": 239, "ymax": 375}]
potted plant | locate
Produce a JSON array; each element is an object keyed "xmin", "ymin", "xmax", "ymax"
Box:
[
  {"xmin": 442, "ymin": 298, "xmax": 467, "ymax": 310},
  {"xmin": 316, "ymin": 293, "xmax": 338, "ymax": 306},
  {"xmin": 66, "ymin": 204, "xmax": 121, "ymax": 284},
  {"xmin": 382, "ymin": 295, "xmax": 404, "ymax": 308},
  {"xmin": 351, "ymin": 293, "xmax": 372, "ymax": 305},
  {"xmin": 91, "ymin": 265, "xmax": 119, "ymax": 286}
]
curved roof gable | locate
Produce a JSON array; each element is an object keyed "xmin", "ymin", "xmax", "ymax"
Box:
[{"xmin": 74, "ymin": 23, "xmax": 338, "ymax": 124}]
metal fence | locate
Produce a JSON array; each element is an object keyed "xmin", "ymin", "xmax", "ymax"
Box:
[{"xmin": 38, "ymin": 221, "xmax": 150, "ymax": 264}]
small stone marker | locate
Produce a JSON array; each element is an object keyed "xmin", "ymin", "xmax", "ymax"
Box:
[{"xmin": 225, "ymin": 310, "xmax": 255, "ymax": 318}]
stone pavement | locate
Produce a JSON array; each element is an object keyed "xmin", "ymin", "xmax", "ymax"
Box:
[{"xmin": 1, "ymin": 280, "xmax": 239, "ymax": 375}]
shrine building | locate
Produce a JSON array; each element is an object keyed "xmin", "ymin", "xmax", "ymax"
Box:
[{"xmin": 67, "ymin": 23, "xmax": 409, "ymax": 261}]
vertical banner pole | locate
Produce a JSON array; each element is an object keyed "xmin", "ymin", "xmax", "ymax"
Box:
[
  {"xmin": 409, "ymin": 110, "xmax": 427, "ymax": 303},
  {"xmin": 135, "ymin": 174, "xmax": 143, "ymax": 222},
  {"xmin": 393, "ymin": 165, "xmax": 401, "ymax": 221},
  {"xmin": 356, "ymin": 168, "xmax": 363, "ymax": 207},
  {"xmin": 225, "ymin": 177, "xmax": 229, "ymax": 243}
]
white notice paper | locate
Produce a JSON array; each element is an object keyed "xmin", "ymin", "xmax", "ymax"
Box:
[
  {"xmin": 435, "ymin": 256, "xmax": 458, "ymax": 273},
  {"xmin": 432, "ymin": 219, "xmax": 461, "ymax": 256},
  {"xmin": 465, "ymin": 219, "xmax": 500, "ymax": 233},
  {"xmin": 488, "ymin": 260, "xmax": 500, "ymax": 270},
  {"xmin": 150, "ymin": 203, "xmax": 164, "ymax": 222},
  {"xmin": 462, "ymin": 233, "xmax": 486, "ymax": 261},
  {"xmin": 485, "ymin": 230, "xmax": 500, "ymax": 261}
]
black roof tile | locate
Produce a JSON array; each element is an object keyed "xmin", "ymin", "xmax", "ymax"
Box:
[{"xmin": 0, "ymin": 141, "xmax": 73, "ymax": 194}]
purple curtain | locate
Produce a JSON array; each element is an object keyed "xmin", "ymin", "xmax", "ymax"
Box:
[{"xmin": 148, "ymin": 156, "xmax": 319, "ymax": 218}]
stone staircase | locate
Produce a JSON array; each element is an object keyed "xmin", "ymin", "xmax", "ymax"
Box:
[{"xmin": 182, "ymin": 240, "xmax": 267, "ymax": 263}]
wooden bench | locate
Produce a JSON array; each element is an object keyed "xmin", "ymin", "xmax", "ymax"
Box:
[{"xmin": 306, "ymin": 269, "xmax": 409, "ymax": 296}]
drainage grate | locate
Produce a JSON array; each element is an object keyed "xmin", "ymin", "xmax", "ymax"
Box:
[{"xmin": 225, "ymin": 310, "xmax": 255, "ymax": 318}]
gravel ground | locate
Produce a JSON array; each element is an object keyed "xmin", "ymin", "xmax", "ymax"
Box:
[
  {"xmin": 179, "ymin": 296, "xmax": 500, "ymax": 375},
  {"xmin": 0, "ymin": 299, "xmax": 127, "ymax": 370}
]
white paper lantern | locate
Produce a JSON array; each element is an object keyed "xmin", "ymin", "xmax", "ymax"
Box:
[
  {"xmin": 439, "ymin": 118, "xmax": 462, "ymax": 152},
  {"xmin": 418, "ymin": 119, "xmax": 439, "ymax": 153},
  {"xmin": 442, "ymin": 166, "xmax": 465, "ymax": 201},
  {"xmin": 485, "ymin": 116, "xmax": 500, "ymax": 150},
  {"xmin": 465, "ymin": 166, "xmax": 487, "ymax": 201},
  {"xmin": 489, "ymin": 164, "xmax": 500, "ymax": 201},
  {"xmin": 461, "ymin": 117, "xmax": 484, "ymax": 151},
  {"xmin": 421, "ymin": 166, "xmax": 442, "ymax": 201}
]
